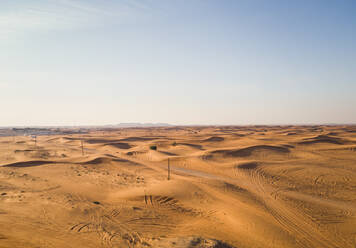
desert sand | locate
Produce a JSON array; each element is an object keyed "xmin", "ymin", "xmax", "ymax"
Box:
[{"xmin": 0, "ymin": 125, "xmax": 356, "ymax": 248}]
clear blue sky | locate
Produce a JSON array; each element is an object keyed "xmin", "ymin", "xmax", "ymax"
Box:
[{"xmin": 1, "ymin": 0, "xmax": 355, "ymax": 126}]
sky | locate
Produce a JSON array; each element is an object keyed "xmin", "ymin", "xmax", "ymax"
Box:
[{"xmin": 1, "ymin": 0, "xmax": 355, "ymax": 126}]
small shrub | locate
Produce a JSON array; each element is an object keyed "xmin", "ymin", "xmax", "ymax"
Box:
[{"xmin": 149, "ymin": 145, "xmax": 157, "ymax": 150}]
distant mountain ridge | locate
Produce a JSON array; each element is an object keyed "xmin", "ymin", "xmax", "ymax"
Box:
[{"xmin": 110, "ymin": 123, "xmax": 172, "ymax": 128}]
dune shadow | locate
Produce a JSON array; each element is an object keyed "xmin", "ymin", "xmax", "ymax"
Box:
[
  {"xmin": 177, "ymin": 143, "xmax": 204, "ymax": 150},
  {"xmin": 236, "ymin": 162, "xmax": 259, "ymax": 170},
  {"xmin": 119, "ymin": 137, "xmax": 158, "ymax": 142},
  {"xmin": 2, "ymin": 160, "xmax": 55, "ymax": 168},
  {"xmin": 203, "ymin": 136, "xmax": 225, "ymax": 142},
  {"xmin": 207, "ymin": 145, "xmax": 290, "ymax": 159},
  {"xmin": 105, "ymin": 142, "xmax": 132, "ymax": 149},
  {"xmin": 298, "ymin": 135, "xmax": 348, "ymax": 145}
]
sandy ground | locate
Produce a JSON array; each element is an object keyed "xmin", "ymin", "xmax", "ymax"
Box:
[{"xmin": 0, "ymin": 126, "xmax": 356, "ymax": 248}]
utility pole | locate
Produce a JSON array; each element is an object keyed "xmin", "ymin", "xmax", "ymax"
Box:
[
  {"xmin": 81, "ymin": 140, "xmax": 84, "ymax": 156},
  {"xmin": 168, "ymin": 158, "xmax": 171, "ymax": 180}
]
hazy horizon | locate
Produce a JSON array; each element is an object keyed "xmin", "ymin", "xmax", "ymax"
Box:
[
  {"xmin": 1, "ymin": 122, "xmax": 355, "ymax": 128},
  {"xmin": 1, "ymin": 0, "xmax": 356, "ymax": 126}
]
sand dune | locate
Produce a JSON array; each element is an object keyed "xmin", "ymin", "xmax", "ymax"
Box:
[
  {"xmin": 85, "ymin": 138, "xmax": 121, "ymax": 144},
  {"xmin": 80, "ymin": 156, "xmax": 113, "ymax": 165},
  {"xmin": 298, "ymin": 135, "xmax": 349, "ymax": 145},
  {"xmin": 104, "ymin": 142, "xmax": 132, "ymax": 149},
  {"xmin": 203, "ymin": 136, "xmax": 225, "ymax": 142},
  {"xmin": 175, "ymin": 143, "xmax": 204, "ymax": 150},
  {"xmin": 119, "ymin": 137, "xmax": 159, "ymax": 142},
  {"xmin": 204, "ymin": 145, "xmax": 290, "ymax": 161},
  {"xmin": 2, "ymin": 160, "xmax": 55, "ymax": 168},
  {"xmin": 0, "ymin": 125, "xmax": 356, "ymax": 247}
]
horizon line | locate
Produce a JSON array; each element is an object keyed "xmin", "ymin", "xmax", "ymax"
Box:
[{"xmin": 1, "ymin": 123, "xmax": 356, "ymax": 128}]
